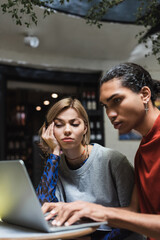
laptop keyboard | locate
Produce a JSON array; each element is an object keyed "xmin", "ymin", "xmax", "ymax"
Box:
[
  {"xmin": 47, "ymin": 217, "xmax": 95, "ymax": 229},
  {"xmin": 44, "ymin": 212, "xmax": 102, "ymax": 230},
  {"xmin": 47, "ymin": 218, "xmax": 81, "ymax": 228}
]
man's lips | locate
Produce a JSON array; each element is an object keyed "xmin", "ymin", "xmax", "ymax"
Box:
[{"xmin": 112, "ymin": 121, "xmax": 122, "ymax": 129}]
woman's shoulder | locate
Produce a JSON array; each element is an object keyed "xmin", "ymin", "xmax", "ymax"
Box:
[
  {"xmin": 92, "ymin": 143, "xmax": 125, "ymax": 157},
  {"xmin": 92, "ymin": 143, "xmax": 131, "ymax": 166}
]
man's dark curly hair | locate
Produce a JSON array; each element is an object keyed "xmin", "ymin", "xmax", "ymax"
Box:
[{"xmin": 100, "ymin": 62, "xmax": 160, "ymax": 105}]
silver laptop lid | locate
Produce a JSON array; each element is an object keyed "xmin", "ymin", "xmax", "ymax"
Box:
[
  {"xmin": 0, "ymin": 160, "xmax": 108, "ymax": 233},
  {"xmin": 0, "ymin": 160, "xmax": 49, "ymax": 232}
]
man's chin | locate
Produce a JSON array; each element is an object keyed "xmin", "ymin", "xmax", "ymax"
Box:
[{"xmin": 119, "ymin": 129, "xmax": 130, "ymax": 135}]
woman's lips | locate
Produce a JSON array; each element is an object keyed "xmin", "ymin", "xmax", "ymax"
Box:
[{"xmin": 62, "ymin": 138, "xmax": 74, "ymax": 142}]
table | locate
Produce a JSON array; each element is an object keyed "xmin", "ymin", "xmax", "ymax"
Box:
[{"xmin": 0, "ymin": 221, "xmax": 96, "ymax": 240}]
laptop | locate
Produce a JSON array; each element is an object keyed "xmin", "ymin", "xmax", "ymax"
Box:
[{"xmin": 0, "ymin": 160, "xmax": 109, "ymax": 233}]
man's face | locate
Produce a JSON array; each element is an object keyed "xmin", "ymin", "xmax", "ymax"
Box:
[{"xmin": 100, "ymin": 78, "xmax": 146, "ymax": 135}]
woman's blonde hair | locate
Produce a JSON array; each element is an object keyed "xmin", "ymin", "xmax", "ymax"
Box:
[{"xmin": 39, "ymin": 97, "xmax": 90, "ymax": 154}]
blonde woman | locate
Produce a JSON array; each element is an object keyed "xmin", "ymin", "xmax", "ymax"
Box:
[{"xmin": 36, "ymin": 97, "xmax": 143, "ymax": 240}]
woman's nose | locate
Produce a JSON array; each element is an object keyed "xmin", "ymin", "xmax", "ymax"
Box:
[{"xmin": 64, "ymin": 124, "xmax": 71, "ymax": 135}]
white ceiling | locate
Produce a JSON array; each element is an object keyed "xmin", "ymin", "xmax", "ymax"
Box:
[{"xmin": 0, "ymin": 5, "xmax": 156, "ymax": 72}]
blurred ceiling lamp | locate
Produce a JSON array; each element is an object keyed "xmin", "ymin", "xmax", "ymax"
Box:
[
  {"xmin": 43, "ymin": 100, "xmax": 50, "ymax": 105},
  {"xmin": 51, "ymin": 93, "xmax": 58, "ymax": 98},
  {"xmin": 24, "ymin": 36, "xmax": 39, "ymax": 48},
  {"xmin": 36, "ymin": 106, "xmax": 41, "ymax": 111}
]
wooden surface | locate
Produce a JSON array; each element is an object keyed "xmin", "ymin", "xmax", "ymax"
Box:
[{"xmin": 0, "ymin": 221, "xmax": 96, "ymax": 240}]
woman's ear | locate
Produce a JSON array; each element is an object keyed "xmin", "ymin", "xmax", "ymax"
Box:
[
  {"xmin": 84, "ymin": 125, "xmax": 87, "ymax": 135},
  {"xmin": 140, "ymin": 86, "xmax": 151, "ymax": 104}
]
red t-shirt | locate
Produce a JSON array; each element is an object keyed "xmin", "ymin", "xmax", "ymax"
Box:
[{"xmin": 135, "ymin": 114, "xmax": 160, "ymax": 240}]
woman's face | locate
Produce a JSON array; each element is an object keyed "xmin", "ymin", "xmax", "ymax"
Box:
[
  {"xmin": 54, "ymin": 108, "xmax": 87, "ymax": 150},
  {"xmin": 100, "ymin": 78, "xmax": 146, "ymax": 135}
]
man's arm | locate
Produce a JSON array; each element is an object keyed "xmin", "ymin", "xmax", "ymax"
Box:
[
  {"xmin": 122, "ymin": 184, "xmax": 139, "ymax": 212},
  {"xmin": 43, "ymin": 186, "xmax": 160, "ymax": 240},
  {"xmin": 50, "ymin": 201, "xmax": 160, "ymax": 239},
  {"xmin": 41, "ymin": 185, "xmax": 160, "ymax": 239},
  {"xmin": 106, "ymin": 208, "xmax": 160, "ymax": 239}
]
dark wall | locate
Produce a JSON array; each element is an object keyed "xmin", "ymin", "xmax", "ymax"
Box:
[
  {"xmin": 0, "ymin": 73, "xmax": 6, "ymax": 160},
  {"xmin": 0, "ymin": 64, "xmax": 103, "ymax": 186}
]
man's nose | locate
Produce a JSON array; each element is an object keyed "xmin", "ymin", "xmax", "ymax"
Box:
[{"xmin": 107, "ymin": 109, "xmax": 117, "ymax": 121}]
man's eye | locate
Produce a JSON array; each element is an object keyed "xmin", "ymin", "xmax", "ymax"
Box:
[
  {"xmin": 114, "ymin": 98, "xmax": 121, "ymax": 104},
  {"xmin": 102, "ymin": 104, "xmax": 108, "ymax": 109},
  {"xmin": 100, "ymin": 103, "xmax": 107, "ymax": 109}
]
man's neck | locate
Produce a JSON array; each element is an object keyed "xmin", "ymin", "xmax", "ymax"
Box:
[{"xmin": 138, "ymin": 106, "xmax": 160, "ymax": 137}]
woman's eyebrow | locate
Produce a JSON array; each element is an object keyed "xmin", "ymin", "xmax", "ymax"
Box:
[
  {"xmin": 70, "ymin": 118, "xmax": 80, "ymax": 122},
  {"xmin": 54, "ymin": 118, "xmax": 79, "ymax": 122},
  {"xmin": 54, "ymin": 118, "xmax": 63, "ymax": 122}
]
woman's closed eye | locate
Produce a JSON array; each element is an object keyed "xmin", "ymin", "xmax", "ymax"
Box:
[
  {"xmin": 70, "ymin": 119, "xmax": 81, "ymax": 127},
  {"xmin": 54, "ymin": 122, "xmax": 64, "ymax": 128},
  {"xmin": 54, "ymin": 122, "xmax": 80, "ymax": 128},
  {"xmin": 71, "ymin": 123, "xmax": 79, "ymax": 127}
]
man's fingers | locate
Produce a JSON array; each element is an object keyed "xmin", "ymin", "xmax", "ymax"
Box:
[
  {"xmin": 51, "ymin": 202, "xmax": 85, "ymax": 226},
  {"xmin": 64, "ymin": 211, "xmax": 83, "ymax": 226},
  {"xmin": 41, "ymin": 202, "xmax": 50, "ymax": 213},
  {"xmin": 51, "ymin": 204, "xmax": 73, "ymax": 226},
  {"xmin": 45, "ymin": 210, "xmax": 57, "ymax": 221},
  {"xmin": 41, "ymin": 202, "xmax": 57, "ymax": 213}
]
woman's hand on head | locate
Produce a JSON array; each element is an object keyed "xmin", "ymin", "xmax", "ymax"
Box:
[{"xmin": 42, "ymin": 122, "xmax": 60, "ymax": 155}]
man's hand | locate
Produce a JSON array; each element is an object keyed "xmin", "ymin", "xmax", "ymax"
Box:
[
  {"xmin": 42, "ymin": 201, "xmax": 108, "ymax": 226},
  {"xmin": 42, "ymin": 202, "xmax": 66, "ymax": 221}
]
